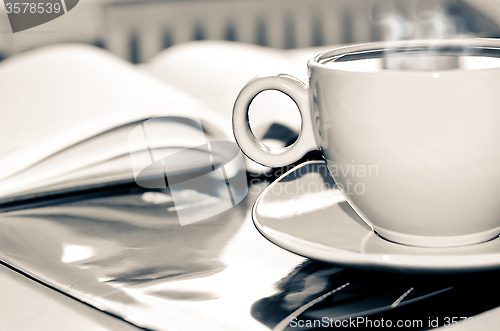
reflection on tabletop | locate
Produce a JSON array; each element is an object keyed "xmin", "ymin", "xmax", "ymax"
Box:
[{"xmin": 0, "ymin": 177, "xmax": 498, "ymax": 330}]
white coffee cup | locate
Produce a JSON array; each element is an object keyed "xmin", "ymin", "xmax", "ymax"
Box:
[{"xmin": 233, "ymin": 38, "xmax": 500, "ymax": 247}]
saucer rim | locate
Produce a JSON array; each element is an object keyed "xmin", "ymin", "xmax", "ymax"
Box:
[{"xmin": 252, "ymin": 161, "xmax": 500, "ymax": 273}]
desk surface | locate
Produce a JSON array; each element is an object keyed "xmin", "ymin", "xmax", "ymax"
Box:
[{"xmin": 0, "ymin": 180, "xmax": 499, "ymax": 330}]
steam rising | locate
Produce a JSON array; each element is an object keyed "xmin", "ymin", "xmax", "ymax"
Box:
[
  {"xmin": 375, "ymin": 8, "xmax": 464, "ymax": 41},
  {"xmin": 370, "ymin": 1, "xmax": 473, "ymax": 71}
]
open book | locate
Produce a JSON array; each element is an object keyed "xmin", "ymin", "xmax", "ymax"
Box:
[{"xmin": 0, "ymin": 41, "xmax": 326, "ymax": 205}]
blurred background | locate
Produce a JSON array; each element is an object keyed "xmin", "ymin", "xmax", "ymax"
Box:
[{"xmin": 1, "ymin": 0, "xmax": 500, "ymax": 64}]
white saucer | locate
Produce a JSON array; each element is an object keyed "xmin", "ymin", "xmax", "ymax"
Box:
[{"xmin": 252, "ymin": 161, "xmax": 500, "ymax": 273}]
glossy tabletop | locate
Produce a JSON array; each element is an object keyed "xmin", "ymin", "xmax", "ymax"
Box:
[{"xmin": 0, "ymin": 179, "xmax": 500, "ymax": 330}]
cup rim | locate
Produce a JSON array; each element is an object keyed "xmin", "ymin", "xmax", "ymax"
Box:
[{"xmin": 308, "ymin": 37, "xmax": 500, "ymax": 75}]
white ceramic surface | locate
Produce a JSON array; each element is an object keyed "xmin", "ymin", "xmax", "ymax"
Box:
[
  {"xmin": 235, "ymin": 38, "xmax": 500, "ymax": 247},
  {"xmin": 252, "ymin": 161, "xmax": 500, "ymax": 273}
]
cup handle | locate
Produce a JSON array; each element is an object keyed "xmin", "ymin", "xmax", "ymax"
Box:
[{"xmin": 232, "ymin": 73, "xmax": 318, "ymax": 167}]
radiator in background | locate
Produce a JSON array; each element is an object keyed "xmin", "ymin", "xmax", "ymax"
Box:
[
  {"xmin": 103, "ymin": 0, "xmax": 458, "ymax": 63},
  {"xmin": 0, "ymin": 0, "xmax": 499, "ymax": 63}
]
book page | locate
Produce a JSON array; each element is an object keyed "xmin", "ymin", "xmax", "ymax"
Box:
[
  {"xmin": 0, "ymin": 44, "xmax": 230, "ymax": 186},
  {"xmin": 145, "ymin": 41, "xmax": 332, "ymax": 136}
]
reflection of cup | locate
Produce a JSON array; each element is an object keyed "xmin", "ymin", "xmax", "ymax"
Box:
[{"xmin": 233, "ymin": 38, "xmax": 500, "ymax": 247}]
